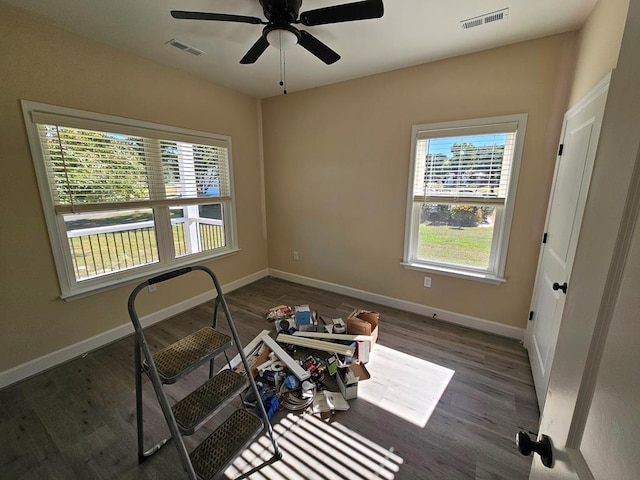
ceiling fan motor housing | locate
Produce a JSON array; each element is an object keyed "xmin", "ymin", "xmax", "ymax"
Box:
[{"xmin": 260, "ymin": 0, "xmax": 302, "ymax": 24}]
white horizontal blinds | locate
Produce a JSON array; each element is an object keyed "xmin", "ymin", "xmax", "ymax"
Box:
[
  {"xmin": 414, "ymin": 122, "xmax": 518, "ymax": 205},
  {"xmin": 37, "ymin": 124, "xmax": 149, "ymax": 210},
  {"xmin": 160, "ymin": 141, "xmax": 230, "ymax": 199},
  {"xmin": 30, "ymin": 111, "xmax": 228, "ymax": 149},
  {"xmin": 35, "ymin": 121, "xmax": 230, "ymax": 214}
]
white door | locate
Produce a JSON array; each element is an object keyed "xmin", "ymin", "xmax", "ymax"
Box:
[{"xmin": 525, "ymin": 77, "xmax": 609, "ymax": 409}]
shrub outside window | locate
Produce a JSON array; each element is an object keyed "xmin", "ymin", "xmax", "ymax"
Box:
[
  {"xmin": 22, "ymin": 101, "xmax": 237, "ymax": 298},
  {"xmin": 403, "ymin": 114, "xmax": 527, "ymax": 282}
]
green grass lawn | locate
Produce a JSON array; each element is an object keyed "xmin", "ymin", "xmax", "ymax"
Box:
[
  {"xmin": 64, "ymin": 209, "xmax": 183, "ymax": 230},
  {"xmin": 418, "ymin": 223, "xmax": 493, "ymax": 267}
]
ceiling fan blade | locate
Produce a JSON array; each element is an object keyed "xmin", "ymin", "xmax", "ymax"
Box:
[
  {"xmin": 299, "ymin": 0, "xmax": 383, "ymax": 26},
  {"xmin": 298, "ymin": 30, "xmax": 340, "ymax": 65},
  {"xmin": 171, "ymin": 10, "xmax": 264, "ymax": 24},
  {"xmin": 240, "ymin": 36, "xmax": 270, "ymax": 64}
]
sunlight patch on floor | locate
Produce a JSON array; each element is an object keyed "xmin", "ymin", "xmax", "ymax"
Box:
[
  {"xmin": 358, "ymin": 344, "xmax": 454, "ymax": 428},
  {"xmin": 226, "ymin": 412, "xmax": 403, "ymax": 480}
]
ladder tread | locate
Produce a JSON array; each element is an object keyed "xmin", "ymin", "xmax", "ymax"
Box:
[
  {"xmin": 190, "ymin": 409, "xmax": 263, "ymax": 480},
  {"xmin": 173, "ymin": 369, "xmax": 249, "ymax": 435},
  {"xmin": 151, "ymin": 327, "xmax": 232, "ymax": 383}
]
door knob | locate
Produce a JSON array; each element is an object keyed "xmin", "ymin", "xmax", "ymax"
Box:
[
  {"xmin": 516, "ymin": 431, "xmax": 553, "ymax": 468},
  {"xmin": 552, "ymin": 282, "xmax": 567, "ymax": 294}
]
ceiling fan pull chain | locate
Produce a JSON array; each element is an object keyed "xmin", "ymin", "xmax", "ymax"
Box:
[
  {"xmin": 279, "ymin": 39, "xmax": 283, "ymax": 87},
  {"xmin": 276, "ymin": 31, "xmax": 287, "ymax": 95},
  {"xmin": 283, "ymin": 49, "xmax": 287, "ymax": 95}
]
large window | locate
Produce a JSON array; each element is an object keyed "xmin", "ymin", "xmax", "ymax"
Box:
[
  {"xmin": 22, "ymin": 101, "xmax": 237, "ymax": 298},
  {"xmin": 403, "ymin": 114, "xmax": 527, "ymax": 282}
]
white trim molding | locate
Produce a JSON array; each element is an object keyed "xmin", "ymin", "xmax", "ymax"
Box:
[
  {"xmin": 0, "ymin": 269, "xmax": 269, "ymax": 390},
  {"xmin": 269, "ymin": 269, "xmax": 524, "ymax": 341},
  {"xmin": 565, "ymin": 72, "xmax": 612, "ymax": 118}
]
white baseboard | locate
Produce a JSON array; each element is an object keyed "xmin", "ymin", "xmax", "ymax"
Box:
[
  {"xmin": 0, "ymin": 269, "xmax": 269, "ymax": 390},
  {"xmin": 269, "ymin": 269, "xmax": 525, "ymax": 341}
]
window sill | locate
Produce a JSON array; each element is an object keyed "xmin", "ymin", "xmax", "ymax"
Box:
[
  {"xmin": 60, "ymin": 248, "xmax": 241, "ymax": 301},
  {"xmin": 401, "ymin": 262, "xmax": 506, "ymax": 284}
]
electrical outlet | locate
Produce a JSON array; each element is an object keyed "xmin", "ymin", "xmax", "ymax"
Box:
[
  {"xmin": 293, "ymin": 251, "xmax": 299, "ymax": 261},
  {"xmin": 148, "ymin": 284, "xmax": 157, "ymax": 293},
  {"xmin": 423, "ymin": 277, "xmax": 431, "ymax": 288}
]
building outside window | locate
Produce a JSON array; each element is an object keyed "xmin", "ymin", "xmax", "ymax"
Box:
[
  {"xmin": 22, "ymin": 101, "xmax": 237, "ymax": 298},
  {"xmin": 403, "ymin": 114, "xmax": 527, "ymax": 282}
]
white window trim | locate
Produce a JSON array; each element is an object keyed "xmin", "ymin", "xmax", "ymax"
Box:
[
  {"xmin": 402, "ymin": 113, "xmax": 528, "ymax": 282},
  {"xmin": 22, "ymin": 100, "xmax": 239, "ymax": 300}
]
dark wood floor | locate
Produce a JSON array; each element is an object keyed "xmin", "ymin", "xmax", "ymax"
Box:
[{"xmin": 0, "ymin": 277, "xmax": 539, "ymax": 479}]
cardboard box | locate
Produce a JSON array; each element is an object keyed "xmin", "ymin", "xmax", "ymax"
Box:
[
  {"xmin": 336, "ymin": 362, "xmax": 370, "ymax": 400},
  {"xmin": 250, "ymin": 346, "xmax": 272, "ymax": 378},
  {"xmin": 347, "ymin": 309, "xmax": 379, "ymax": 348}
]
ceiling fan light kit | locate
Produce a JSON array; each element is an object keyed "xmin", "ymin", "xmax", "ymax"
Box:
[{"xmin": 265, "ymin": 25, "xmax": 300, "ymax": 50}]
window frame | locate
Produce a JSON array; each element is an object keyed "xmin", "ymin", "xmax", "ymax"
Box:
[
  {"xmin": 22, "ymin": 100, "xmax": 239, "ymax": 299},
  {"xmin": 402, "ymin": 114, "xmax": 528, "ymax": 283}
]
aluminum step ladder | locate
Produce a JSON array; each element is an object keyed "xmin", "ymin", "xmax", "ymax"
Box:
[{"xmin": 128, "ymin": 266, "xmax": 281, "ymax": 479}]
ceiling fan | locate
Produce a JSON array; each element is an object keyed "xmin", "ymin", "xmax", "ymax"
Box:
[{"xmin": 171, "ymin": 0, "xmax": 384, "ymax": 65}]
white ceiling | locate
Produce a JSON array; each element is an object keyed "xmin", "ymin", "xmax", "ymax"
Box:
[{"xmin": 2, "ymin": 0, "xmax": 597, "ymax": 98}]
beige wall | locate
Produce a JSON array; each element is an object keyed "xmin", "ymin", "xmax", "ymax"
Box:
[
  {"xmin": 569, "ymin": 0, "xmax": 630, "ymax": 106},
  {"xmin": 262, "ymin": 34, "xmax": 577, "ymax": 329},
  {"xmin": 0, "ymin": 6, "xmax": 267, "ymax": 372}
]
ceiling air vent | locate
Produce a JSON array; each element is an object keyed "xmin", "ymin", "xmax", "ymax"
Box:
[
  {"xmin": 461, "ymin": 8, "xmax": 509, "ymax": 29},
  {"xmin": 166, "ymin": 39, "xmax": 205, "ymax": 56}
]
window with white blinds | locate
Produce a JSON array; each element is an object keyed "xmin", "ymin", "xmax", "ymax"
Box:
[
  {"xmin": 31, "ymin": 111, "xmax": 231, "ymax": 212},
  {"xmin": 22, "ymin": 101, "xmax": 238, "ymax": 298},
  {"xmin": 413, "ymin": 123, "xmax": 517, "ymax": 204},
  {"xmin": 403, "ymin": 114, "xmax": 527, "ymax": 282}
]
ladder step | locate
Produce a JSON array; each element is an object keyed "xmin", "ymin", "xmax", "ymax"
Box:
[
  {"xmin": 190, "ymin": 409, "xmax": 263, "ymax": 480},
  {"xmin": 151, "ymin": 327, "xmax": 232, "ymax": 384},
  {"xmin": 173, "ymin": 369, "xmax": 249, "ymax": 435}
]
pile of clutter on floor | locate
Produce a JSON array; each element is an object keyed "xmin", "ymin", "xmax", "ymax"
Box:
[{"xmin": 230, "ymin": 305, "xmax": 379, "ymax": 418}]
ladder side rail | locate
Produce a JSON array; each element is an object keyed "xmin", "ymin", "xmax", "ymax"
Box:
[
  {"xmin": 192, "ymin": 266, "xmax": 282, "ymax": 461},
  {"xmin": 213, "ymin": 295, "xmax": 221, "ymax": 329},
  {"xmin": 128, "ymin": 280, "xmax": 198, "ymax": 480},
  {"xmin": 134, "ymin": 336, "xmax": 146, "ymax": 460},
  {"xmin": 129, "ymin": 281, "xmax": 153, "ymax": 460},
  {"xmin": 209, "ymin": 296, "xmax": 223, "ymax": 379},
  {"xmin": 134, "ymin": 338, "xmax": 171, "ymax": 460}
]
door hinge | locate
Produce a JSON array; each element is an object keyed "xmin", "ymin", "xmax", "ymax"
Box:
[
  {"xmin": 558, "ymin": 144, "xmax": 564, "ymax": 156},
  {"xmin": 529, "ymin": 311, "xmax": 534, "ymax": 321},
  {"xmin": 542, "ymin": 232, "xmax": 548, "ymax": 244}
]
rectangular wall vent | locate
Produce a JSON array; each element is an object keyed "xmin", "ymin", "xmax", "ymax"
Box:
[
  {"xmin": 166, "ymin": 39, "xmax": 205, "ymax": 56},
  {"xmin": 461, "ymin": 8, "xmax": 509, "ymax": 29}
]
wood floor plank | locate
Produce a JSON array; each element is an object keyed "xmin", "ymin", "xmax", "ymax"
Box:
[{"xmin": 0, "ymin": 276, "xmax": 539, "ymax": 479}]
